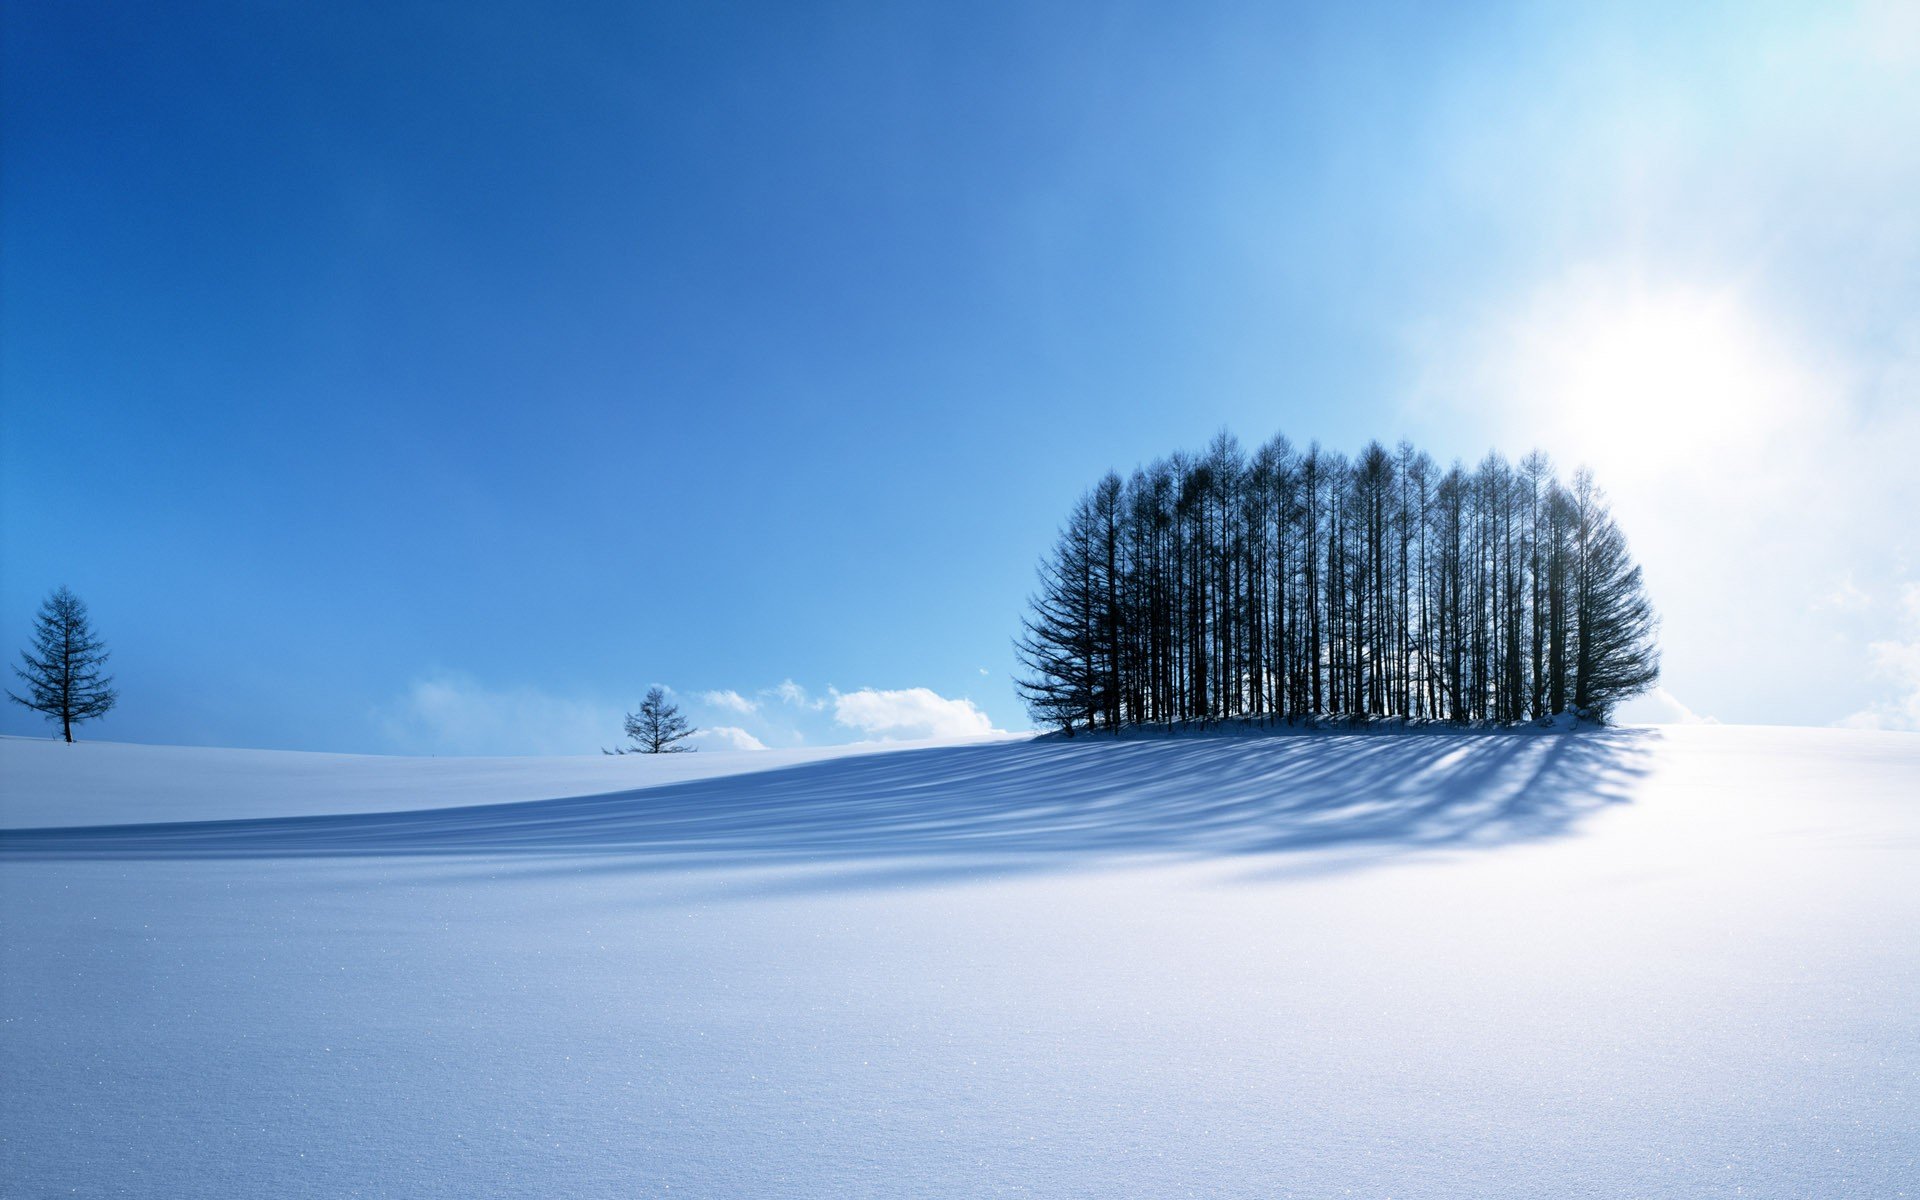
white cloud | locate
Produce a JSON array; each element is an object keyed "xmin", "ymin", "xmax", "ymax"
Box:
[
  {"xmin": 765, "ymin": 679, "xmax": 827, "ymax": 711},
  {"xmin": 377, "ymin": 675, "xmax": 621, "ymax": 756},
  {"xmin": 700, "ymin": 689, "xmax": 758, "ymax": 715},
  {"xmin": 1816, "ymin": 577, "xmax": 1874, "ymax": 615},
  {"xmin": 832, "ymin": 687, "xmax": 997, "ymax": 740},
  {"xmin": 691, "ymin": 725, "xmax": 768, "ymax": 752},
  {"xmin": 1842, "ymin": 583, "xmax": 1920, "ymax": 731},
  {"xmin": 376, "ymin": 676, "xmax": 1001, "ymax": 754}
]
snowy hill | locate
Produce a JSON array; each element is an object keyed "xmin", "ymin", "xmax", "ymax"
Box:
[
  {"xmin": 0, "ymin": 732, "xmax": 1021, "ymax": 828},
  {"xmin": 3, "ymin": 725, "xmax": 1917, "ymax": 1197}
]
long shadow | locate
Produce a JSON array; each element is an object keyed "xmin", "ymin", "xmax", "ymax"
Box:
[{"xmin": 0, "ymin": 730, "xmax": 1655, "ymax": 880}]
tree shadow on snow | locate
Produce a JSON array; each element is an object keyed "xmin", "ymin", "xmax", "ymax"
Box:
[{"xmin": 0, "ymin": 729, "xmax": 1656, "ymax": 889}]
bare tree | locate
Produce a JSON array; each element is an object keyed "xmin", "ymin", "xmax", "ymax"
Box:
[
  {"xmin": 9, "ymin": 586, "xmax": 118, "ymax": 743},
  {"xmin": 608, "ymin": 686, "xmax": 697, "ymax": 753}
]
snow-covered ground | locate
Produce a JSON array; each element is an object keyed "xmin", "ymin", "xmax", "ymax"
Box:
[
  {"xmin": 0, "ymin": 732, "xmax": 1024, "ymax": 827},
  {"xmin": 2, "ymin": 725, "xmax": 1916, "ymax": 1196}
]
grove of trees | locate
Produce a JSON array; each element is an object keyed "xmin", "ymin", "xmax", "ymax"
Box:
[
  {"xmin": 9, "ymin": 586, "xmax": 118, "ymax": 742},
  {"xmin": 1016, "ymin": 433, "xmax": 1658, "ymax": 734}
]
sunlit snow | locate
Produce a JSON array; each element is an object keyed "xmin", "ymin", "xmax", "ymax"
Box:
[{"xmin": 3, "ymin": 725, "xmax": 1915, "ymax": 1196}]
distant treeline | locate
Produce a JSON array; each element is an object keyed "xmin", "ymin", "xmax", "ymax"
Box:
[{"xmin": 1016, "ymin": 433, "xmax": 1658, "ymax": 734}]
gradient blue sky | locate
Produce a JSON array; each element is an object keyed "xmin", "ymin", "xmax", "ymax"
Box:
[{"xmin": 5, "ymin": 1, "xmax": 1917, "ymax": 753}]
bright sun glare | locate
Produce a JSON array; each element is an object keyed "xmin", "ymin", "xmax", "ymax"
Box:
[{"xmin": 1500, "ymin": 280, "xmax": 1818, "ymax": 481}]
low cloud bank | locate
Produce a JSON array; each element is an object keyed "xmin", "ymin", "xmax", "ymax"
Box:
[
  {"xmin": 692, "ymin": 725, "xmax": 768, "ymax": 751},
  {"xmin": 377, "ymin": 675, "xmax": 621, "ymax": 756},
  {"xmin": 1842, "ymin": 582, "xmax": 1920, "ymax": 731},
  {"xmin": 377, "ymin": 676, "xmax": 1006, "ymax": 756}
]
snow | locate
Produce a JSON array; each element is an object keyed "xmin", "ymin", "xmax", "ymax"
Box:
[
  {"xmin": 3, "ymin": 724, "xmax": 1917, "ymax": 1196},
  {"xmin": 0, "ymin": 732, "xmax": 1021, "ymax": 828}
]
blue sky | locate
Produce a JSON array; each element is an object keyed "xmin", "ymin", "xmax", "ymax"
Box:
[{"xmin": 4, "ymin": 1, "xmax": 1917, "ymax": 752}]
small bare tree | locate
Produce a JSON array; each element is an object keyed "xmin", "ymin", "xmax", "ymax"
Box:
[
  {"xmin": 607, "ymin": 686, "xmax": 697, "ymax": 754},
  {"xmin": 10, "ymin": 586, "xmax": 118, "ymax": 743}
]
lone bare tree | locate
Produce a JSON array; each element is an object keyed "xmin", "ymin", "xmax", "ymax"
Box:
[
  {"xmin": 9, "ymin": 586, "xmax": 118, "ymax": 742},
  {"xmin": 609, "ymin": 686, "xmax": 697, "ymax": 754}
]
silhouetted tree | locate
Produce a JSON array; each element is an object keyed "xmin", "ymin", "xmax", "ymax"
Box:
[
  {"xmin": 609, "ymin": 686, "xmax": 697, "ymax": 753},
  {"xmin": 1015, "ymin": 493, "xmax": 1102, "ymax": 733},
  {"xmin": 1568, "ymin": 470, "xmax": 1661, "ymax": 720},
  {"xmin": 9, "ymin": 586, "xmax": 118, "ymax": 743}
]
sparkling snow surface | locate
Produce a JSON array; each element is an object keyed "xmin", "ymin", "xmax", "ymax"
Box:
[{"xmin": 2, "ymin": 726, "xmax": 1916, "ymax": 1197}]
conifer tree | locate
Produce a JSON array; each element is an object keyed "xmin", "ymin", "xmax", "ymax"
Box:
[
  {"xmin": 9, "ymin": 586, "xmax": 118, "ymax": 743},
  {"xmin": 609, "ymin": 686, "xmax": 697, "ymax": 753},
  {"xmin": 1568, "ymin": 470, "xmax": 1661, "ymax": 720},
  {"xmin": 1015, "ymin": 493, "xmax": 1103, "ymax": 734}
]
